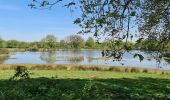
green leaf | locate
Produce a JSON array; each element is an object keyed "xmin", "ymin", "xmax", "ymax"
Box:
[
  {"xmin": 131, "ymin": 11, "xmax": 136, "ymax": 16},
  {"xmin": 74, "ymin": 18, "xmax": 81, "ymax": 24},
  {"xmin": 109, "ymin": 12, "xmax": 118, "ymax": 17},
  {"xmin": 136, "ymin": 38, "xmax": 144, "ymax": 43},
  {"xmin": 65, "ymin": 2, "xmax": 76, "ymax": 8}
]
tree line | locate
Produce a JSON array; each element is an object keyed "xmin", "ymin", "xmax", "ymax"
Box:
[
  {"xmin": 1, "ymin": 34, "xmax": 170, "ymax": 52},
  {"xmin": 0, "ymin": 34, "xmax": 125, "ymax": 50}
]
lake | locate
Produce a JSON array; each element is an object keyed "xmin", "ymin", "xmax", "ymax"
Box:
[{"xmin": 1, "ymin": 50, "xmax": 170, "ymax": 70}]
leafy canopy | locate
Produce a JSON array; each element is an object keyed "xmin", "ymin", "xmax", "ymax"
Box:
[{"xmin": 28, "ymin": 0, "xmax": 170, "ymax": 61}]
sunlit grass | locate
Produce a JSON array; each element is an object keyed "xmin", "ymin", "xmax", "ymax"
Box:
[
  {"xmin": 0, "ymin": 70, "xmax": 170, "ymax": 80},
  {"xmin": 0, "ymin": 67, "xmax": 170, "ymax": 99}
]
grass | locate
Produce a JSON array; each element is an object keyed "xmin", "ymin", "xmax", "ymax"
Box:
[
  {"xmin": 0, "ymin": 70, "xmax": 170, "ymax": 79},
  {"xmin": 0, "ymin": 70, "xmax": 170, "ymax": 99},
  {"xmin": 0, "ymin": 64, "xmax": 170, "ymax": 99}
]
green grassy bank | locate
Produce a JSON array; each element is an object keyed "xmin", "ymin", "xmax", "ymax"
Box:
[{"xmin": 0, "ymin": 69, "xmax": 170, "ymax": 99}]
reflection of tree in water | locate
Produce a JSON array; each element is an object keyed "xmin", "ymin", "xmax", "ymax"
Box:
[
  {"xmin": 60, "ymin": 50, "xmax": 84, "ymax": 63},
  {"xmin": 65, "ymin": 56, "xmax": 84, "ymax": 63},
  {"xmin": 40, "ymin": 51, "xmax": 57, "ymax": 64},
  {"xmin": 143, "ymin": 51, "xmax": 164, "ymax": 69},
  {"xmin": 86, "ymin": 51, "xmax": 95, "ymax": 63}
]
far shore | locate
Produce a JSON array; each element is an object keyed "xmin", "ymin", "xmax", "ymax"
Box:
[{"xmin": 6, "ymin": 48, "xmax": 104, "ymax": 52}]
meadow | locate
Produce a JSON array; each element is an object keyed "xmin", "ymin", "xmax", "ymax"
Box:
[{"xmin": 0, "ymin": 65, "xmax": 170, "ymax": 100}]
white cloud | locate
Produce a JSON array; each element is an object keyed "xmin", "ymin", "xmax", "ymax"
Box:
[{"xmin": 0, "ymin": 5, "xmax": 19, "ymax": 11}]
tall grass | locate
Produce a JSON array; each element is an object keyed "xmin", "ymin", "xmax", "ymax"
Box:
[
  {"xmin": 0, "ymin": 64, "xmax": 169, "ymax": 75},
  {"xmin": 0, "ymin": 49, "xmax": 9, "ymax": 55}
]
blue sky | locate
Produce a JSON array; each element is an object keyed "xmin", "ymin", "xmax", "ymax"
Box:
[{"xmin": 0, "ymin": 0, "xmax": 90, "ymax": 42}]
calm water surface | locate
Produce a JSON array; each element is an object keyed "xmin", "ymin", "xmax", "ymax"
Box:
[{"xmin": 2, "ymin": 50, "xmax": 170, "ymax": 70}]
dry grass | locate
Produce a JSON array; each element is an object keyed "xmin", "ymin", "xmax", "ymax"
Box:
[{"xmin": 0, "ymin": 64, "xmax": 170, "ymax": 75}]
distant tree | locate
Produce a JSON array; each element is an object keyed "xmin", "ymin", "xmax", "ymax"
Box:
[
  {"xmin": 102, "ymin": 40, "xmax": 114, "ymax": 49},
  {"xmin": 41, "ymin": 34, "xmax": 57, "ymax": 48},
  {"xmin": 65, "ymin": 35, "xmax": 84, "ymax": 49},
  {"xmin": 0, "ymin": 40, "xmax": 5, "ymax": 48},
  {"xmin": 85, "ymin": 37, "xmax": 95, "ymax": 48},
  {"xmin": 60, "ymin": 40, "xmax": 67, "ymax": 48},
  {"xmin": 28, "ymin": 43, "xmax": 39, "ymax": 51},
  {"xmin": 6, "ymin": 40, "xmax": 19, "ymax": 48},
  {"xmin": 18, "ymin": 42, "xmax": 29, "ymax": 48}
]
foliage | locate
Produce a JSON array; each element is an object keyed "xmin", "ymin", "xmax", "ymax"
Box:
[
  {"xmin": 0, "ymin": 40, "xmax": 6, "ymax": 48},
  {"xmin": 0, "ymin": 35, "xmax": 102, "ymax": 50},
  {"xmin": 10, "ymin": 66, "xmax": 30, "ymax": 80},
  {"xmin": 85, "ymin": 37, "xmax": 95, "ymax": 48},
  {"xmin": 133, "ymin": 54, "xmax": 144, "ymax": 62},
  {"xmin": 6, "ymin": 40, "xmax": 19, "ymax": 48},
  {"xmin": 59, "ymin": 40, "xmax": 66, "ymax": 48},
  {"xmin": 135, "ymin": 40, "xmax": 170, "ymax": 52},
  {"xmin": 28, "ymin": 0, "xmax": 170, "ymax": 61},
  {"xmin": 41, "ymin": 34, "xmax": 57, "ymax": 48},
  {"xmin": 139, "ymin": 0, "xmax": 170, "ymax": 42},
  {"xmin": 163, "ymin": 52, "xmax": 170, "ymax": 58},
  {"xmin": 64, "ymin": 35, "xmax": 85, "ymax": 49},
  {"xmin": 28, "ymin": 44, "xmax": 39, "ymax": 51},
  {"xmin": 1, "ymin": 35, "xmax": 170, "ymax": 54}
]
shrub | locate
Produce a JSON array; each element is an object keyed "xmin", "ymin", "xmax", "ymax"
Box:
[
  {"xmin": 143, "ymin": 69, "xmax": 148, "ymax": 73},
  {"xmin": 130, "ymin": 68, "xmax": 139, "ymax": 73},
  {"xmin": 10, "ymin": 66, "xmax": 30, "ymax": 80}
]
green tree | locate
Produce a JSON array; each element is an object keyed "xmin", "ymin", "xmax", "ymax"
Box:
[
  {"xmin": 0, "ymin": 40, "xmax": 5, "ymax": 48},
  {"xmin": 6, "ymin": 40, "xmax": 19, "ymax": 48},
  {"xmin": 18, "ymin": 42, "xmax": 29, "ymax": 48},
  {"xmin": 85, "ymin": 37, "xmax": 95, "ymax": 48},
  {"xmin": 65, "ymin": 35, "xmax": 84, "ymax": 49},
  {"xmin": 42, "ymin": 34, "xmax": 57, "ymax": 48},
  {"xmin": 60, "ymin": 40, "xmax": 67, "ymax": 48}
]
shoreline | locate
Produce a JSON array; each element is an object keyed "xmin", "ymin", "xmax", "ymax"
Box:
[
  {"xmin": 6, "ymin": 48, "xmax": 103, "ymax": 52},
  {"xmin": 0, "ymin": 64, "xmax": 170, "ymax": 74}
]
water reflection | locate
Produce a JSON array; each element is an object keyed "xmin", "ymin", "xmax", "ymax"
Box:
[
  {"xmin": 40, "ymin": 51, "xmax": 57, "ymax": 64},
  {"xmin": 143, "ymin": 51, "xmax": 167, "ymax": 69},
  {"xmin": 86, "ymin": 51, "xmax": 95, "ymax": 63},
  {"xmin": 1, "ymin": 50, "xmax": 170, "ymax": 70},
  {"xmin": 65, "ymin": 56, "xmax": 84, "ymax": 63}
]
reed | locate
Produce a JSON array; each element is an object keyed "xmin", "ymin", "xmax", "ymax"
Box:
[{"xmin": 0, "ymin": 64, "xmax": 170, "ymax": 74}]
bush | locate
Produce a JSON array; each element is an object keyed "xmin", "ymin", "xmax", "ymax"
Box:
[
  {"xmin": 143, "ymin": 69, "xmax": 148, "ymax": 73},
  {"xmin": 10, "ymin": 66, "xmax": 30, "ymax": 80}
]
